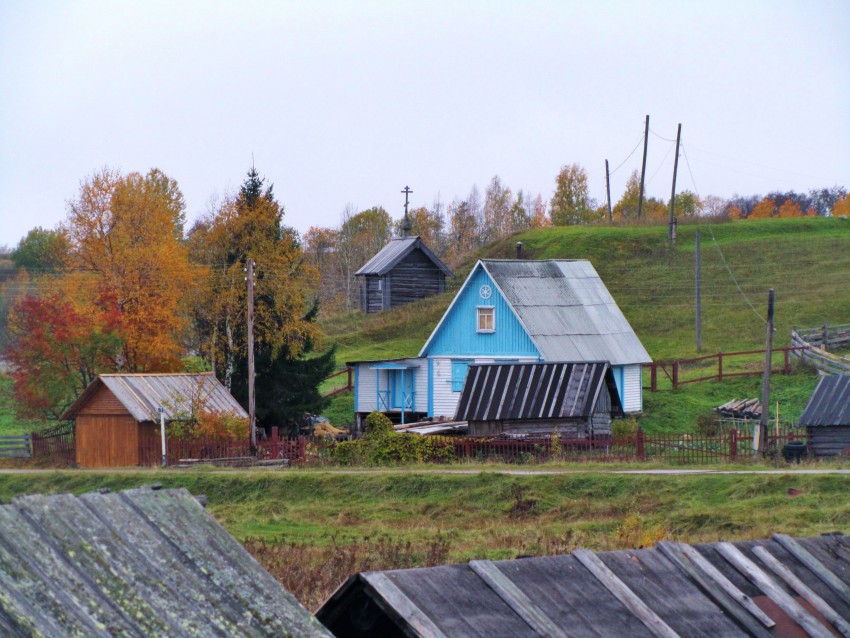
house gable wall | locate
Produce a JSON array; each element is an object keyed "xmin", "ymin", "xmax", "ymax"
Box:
[{"xmin": 422, "ymin": 267, "xmax": 539, "ymax": 358}]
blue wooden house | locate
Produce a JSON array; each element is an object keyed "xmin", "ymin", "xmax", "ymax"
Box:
[{"xmin": 348, "ymin": 259, "xmax": 651, "ymax": 429}]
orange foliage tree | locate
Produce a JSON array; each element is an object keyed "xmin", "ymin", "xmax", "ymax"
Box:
[
  {"xmin": 778, "ymin": 199, "xmax": 803, "ymax": 218},
  {"xmin": 749, "ymin": 198, "xmax": 776, "ymax": 219},
  {"xmin": 834, "ymin": 194, "xmax": 850, "ymax": 217}
]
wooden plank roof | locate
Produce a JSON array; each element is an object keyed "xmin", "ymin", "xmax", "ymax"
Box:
[
  {"xmin": 62, "ymin": 373, "xmax": 248, "ymax": 422},
  {"xmin": 317, "ymin": 533, "xmax": 850, "ymax": 638},
  {"xmin": 799, "ymin": 374, "xmax": 850, "ymax": 427},
  {"xmin": 0, "ymin": 486, "xmax": 332, "ymax": 638},
  {"xmin": 355, "ymin": 236, "xmax": 453, "ymax": 277},
  {"xmin": 454, "ymin": 361, "xmax": 622, "ymax": 422}
]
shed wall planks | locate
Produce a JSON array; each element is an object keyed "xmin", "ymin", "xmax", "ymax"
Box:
[{"xmin": 76, "ymin": 415, "xmax": 139, "ymax": 467}]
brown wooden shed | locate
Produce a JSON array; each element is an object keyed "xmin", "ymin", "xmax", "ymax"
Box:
[{"xmin": 62, "ymin": 373, "xmax": 247, "ymax": 468}]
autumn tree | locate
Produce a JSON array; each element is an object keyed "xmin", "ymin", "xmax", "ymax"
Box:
[
  {"xmin": 445, "ymin": 188, "xmax": 483, "ymax": 267},
  {"xmin": 190, "ymin": 167, "xmax": 333, "ymax": 430},
  {"xmin": 549, "ymin": 164, "xmax": 598, "ymax": 225},
  {"xmin": 834, "ymin": 193, "xmax": 850, "ymax": 217},
  {"xmin": 778, "ymin": 199, "xmax": 803, "ymax": 218},
  {"xmin": 337, "ymin": 206, "xmax": 392, "ymax": 311},
  {"xmin": 612, "ymin": 170, "xmax": 642, "ymax": 220},
  {"xmin": 672, "ymin": 191, "xmax": 702, "ymax": 218},
  {"xmin": 483, "ymin": 175, "xmax": 513, "ymax": 240},
  {"xmin": 393, "ymin": 205, "xmax": 445, "ymax": 251},
  {"xmin": 749, "ymin": 198, "xmax": 776, "ymax": 219}
]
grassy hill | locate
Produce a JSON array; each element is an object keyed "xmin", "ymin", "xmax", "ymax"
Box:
[{"xmin": 321, "ymin": 217, "xmax": 850, "ymax": 431}]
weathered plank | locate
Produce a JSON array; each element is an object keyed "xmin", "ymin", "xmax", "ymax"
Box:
[
  {"xmin": 656, "ymin": 542, "xmax": 774, "ymax": 637},
  {"xmin": 573, "ymin": 549, "xmax": 681, "ymax": 638},
  {"xmin": 469, "ymin": 559, "xmax": 571, "ymax": 638},
  {"xmin": 773, "ymin": 533, "xmax": 850, "ymax": 606},
  {"xmin": 752, "ymin": 545, "xmax": 850, "ymax": 637},
  {"xmin": 716, "ymin": 542, "xmax": 834, "ymax": 638},
  {"xmin": 365, "ymin": 572, "xmax": 450, "ymax": 638}
]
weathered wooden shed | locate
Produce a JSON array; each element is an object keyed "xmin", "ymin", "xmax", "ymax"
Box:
[
  {"xmin": 798, "ymin": 374, "xmax": 850, "ymax": 457},
  {"xmin": 0, "ymin": 486, "xmax": 332, "ymax": 637},
  {"xmin": 62, "ymin": 373, "xmax": 247, "ymax": 468},
  {"xmin": 454, "ymin": 361, "xmax": 623, "ymax": 437},
  {"xmin": 355, "ymin": 236, "xmax": 452, "ymax": 314},
  {"xmin": 318, "ymin": 532, "xmax": 850, "ymax": 638}
]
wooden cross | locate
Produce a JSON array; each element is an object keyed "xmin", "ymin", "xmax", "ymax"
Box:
[{"xmin": 400, "ymin": 185, "xmax": 413, "ymax": 237}]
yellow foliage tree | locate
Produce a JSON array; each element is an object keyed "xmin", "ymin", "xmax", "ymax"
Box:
[
  {"xmin": 63, "ymin": 167, "xmax": 196, "ymax": 371},
  {"xmin": 778, "ymin": 200, "xmax": 803, "ymax": 218},
  {"xmin": 834, "ymin": 194, "xmax": 850, "ymax": 217}
]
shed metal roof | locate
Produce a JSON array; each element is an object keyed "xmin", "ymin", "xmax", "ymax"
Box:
[
  {"xmin": 799, "ymin": 374, "xmax": 850, "ymax": 427},
  {"xmin": 454, "ymin": 361, "xmax": 622, "ymax": 422},
  {"xmin": 0, "ymin": 486, "xmax": 332, "ymax": 638},
  {"xmin": 355, "ymin": 236, "xmax": 453, "ymax": 277},
  {"xmin": 318, "ymin": 533, "xmax": 850, "ymax": 638},
  {"xmin": 62, "ymin": 373, "xmax": 248, "ymax": 422}
]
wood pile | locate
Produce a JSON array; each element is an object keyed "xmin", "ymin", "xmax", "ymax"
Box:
[{"xmin": 714, "ymin": 398, "xmax": 762, "ymax": 419}]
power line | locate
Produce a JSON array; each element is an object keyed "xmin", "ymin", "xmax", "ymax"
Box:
[
  {"xmin": 706, "ymin": 224, "xmax": 766, "ymax": 324},
  {"xmin": 609, "ymin": 133, "xmax": 646, "ymax": 175}
]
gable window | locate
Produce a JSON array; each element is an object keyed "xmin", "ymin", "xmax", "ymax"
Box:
[{"xmin": 477, "ymin": 306, "xmax": 495, "ymax": 333}]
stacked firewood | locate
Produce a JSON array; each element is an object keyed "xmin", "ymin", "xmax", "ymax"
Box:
[{"xmin": 714, "ymin": 398, "xmax": 762, "ymax": 419}]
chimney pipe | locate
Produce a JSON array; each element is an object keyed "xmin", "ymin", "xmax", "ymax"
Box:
[{"xmin": 516, "ymin": 241, "xmax": 523, "ymax": 260}]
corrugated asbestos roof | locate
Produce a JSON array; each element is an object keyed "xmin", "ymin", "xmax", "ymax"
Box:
[
  {"xmin": 62, "ymin": 373, "xmax": 248, "ymax": 422},
  {"xmin": 318, "ymin": 533, "xmax": 850, "ymax": 638},
  {"xmin": 454, "ymin": 361, "xmax": 621, "ymax": 422},
  {"xmin": 355, "ymin": 236, "xmax": 453, "ymax": 277},
  {"xmin": 0, "ymin": 486, "xmax": 332, "ymax": 638},
  {"xmin": 799, "ymin": 374, "xmax": 850, "ymax": 427},
  {"xmin": 482, "ymin": 260, "xmax": 651, "ymax": 366}
]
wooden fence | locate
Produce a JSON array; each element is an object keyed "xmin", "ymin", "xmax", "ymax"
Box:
[
  {"xmin": 648, "ymin": 346, "xmax": 807, "ymax": 392},
  {"xmin": 321, "ymin": 367, "xmax": 354, "ymax": 397},
  {"xmin": 139, "ymin": 437, "xmax": 254, "ymax": 467},
  {"xmin": 0, "ymin": 434, "xmax": 31, "ymax": 459},
  {"xmin": 790, "ymin": 324, "xmax": 850, "ymax": 375},
  {"xmin": 30, "ymin": 422, "xmax": 75, "ymax": 465}
]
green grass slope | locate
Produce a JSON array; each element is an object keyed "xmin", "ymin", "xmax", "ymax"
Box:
[{"xmin": 321, "ymin": 217, "xmax": 850, "ymax": 430}]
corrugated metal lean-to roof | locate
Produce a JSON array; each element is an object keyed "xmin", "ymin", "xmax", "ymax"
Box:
[
  {"xmin": 62, "ymin": 373, "xmax": 248, "ymax": 422},
  {"xmin": 317, "ymin": 533, "xmax": 850, "ymax": 638},
  {"xmin": 798, "ymin": 374, "xmax": 850, "ymax": 427},
  {"xmin": 355, "ymin": 236, "xmax": 453, "ymax": 277},
  {"xmin": 0, "ymin": 486, "xmax": 333, "ymax": 638},
  {"xmin": 454, "ymin": 361, "xmax": 621, "ymax": 422}
]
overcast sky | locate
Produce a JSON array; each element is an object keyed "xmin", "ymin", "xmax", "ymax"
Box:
[{"xmin": 1, "ymin": 0, "xmax": 848, "ymax": 248}]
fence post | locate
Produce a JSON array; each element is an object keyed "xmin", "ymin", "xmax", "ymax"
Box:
[
  {"xmin": 783, "ymin": 347, "xmax": 790, "ymax": 374},
  {"xmin": 347, "ymin": 367, "xmax": 353, "ymax": 391},
  {"xmin": 271, "ymin": 426, "xmax": 279, "ymax": 460},
  {"xmin": 823, "ymin": 323, "xmax": 829, "ymax": 351},
  {"xmin": 672, "ymin": 362, "xmax": 679, "ymax": 391},
  {"xmin": 730, "ymin": 429, "xmax": 737, "ymax": 461},
  {"xmin": 650, "ymin": 364, "xmax": 657, "ymax": 392},
  {"xmin": 718, "ymin": 353, "xmax": 723, "ymax": 381},
  {"xmin": 636, "ymin": 427, "xmax": 645, "ymax": 461}
]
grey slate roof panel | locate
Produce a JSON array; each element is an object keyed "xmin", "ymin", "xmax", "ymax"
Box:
[
  {"xmin": 455, "ymin": 361, "xmax": 619, "ymax": 421},
  {"xmin": 0, "ymin": 487, "xmax": 332, "ymax": 638},
  {"xmin": 798, "ymin": 374, "xmax": 850, "ymax": 427},
  {"xmin": 318, "ymin": 534, "xmax": 850, "ymax": 638},
  {"xmin": 481, "ymin": 259, "xmax": 652, "ymax": 365},
  {"xmin": 62, "ymin": 373, "xmax": 248, "ymax": 422},
  {"xmin": 355, "ymin": 236, "xmax": 453, "ymax": 277}
]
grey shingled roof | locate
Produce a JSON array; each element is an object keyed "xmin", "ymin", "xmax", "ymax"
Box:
[
  {"xmin": 799, "ymin": 374, "xmax": 850, "ymax": 427},
  {"xmin": 483, "ymin": 259, "xmax": 651, "ymax": 365},
  {"xmin": 0, "ymin": 486, "xmax": 332, "ymax": 638},
  {"xmin": 355, "ymin": 236, "xmax": 453, "ymax": 277},
  {"xmin": 318, "ymin": 533, "xmax": 850, "ymax": 638},
  {"xmin": 62, "ymin": 373, "xmax": 248, "ymax": 422},
  {"xmin": 454, "ymin": 361, "xmax": 622, "ymax": 422}
]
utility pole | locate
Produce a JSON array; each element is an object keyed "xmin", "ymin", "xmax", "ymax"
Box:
[
  {"xmin": 669, "ymin": 123, "xmax": 682, "ymax": 244},
  {"xmin": 246, "ymin": 258, "xmax": 256, "ymax": 452},
  {"xmin": 637, "ymin": 114, "xmax": 649, "ymax": 219},
  {"xmin": 695, "ymin": 229, "xmax": 701, "ymax": 353},
  {"xmin": 605, "ymin": 159, "xmax": 613, "ymax": 222},
  {"xmin": 755, "ymin": 289, "xmax": 775, "ymax": 457}
]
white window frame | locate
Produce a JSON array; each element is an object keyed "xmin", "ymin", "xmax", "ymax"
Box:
[{"xmin": 476, "ymin": 306, "xmax": 495, "ymax": 333}]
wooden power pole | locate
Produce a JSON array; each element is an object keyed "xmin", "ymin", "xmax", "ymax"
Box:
[
  {"xmin": 695, "ymin": 229, "xmax": 701, "ymax": 352},
  {"xmin": 755, "ymin": 289, "xmax": 775, "ymax": 456},
  {"xmin": 247, "ymin": 258, "xmax": 256, "ymax": 452},
  {"xmin": 637, "ymin": 115, "xmax": 649, "ymax": 219},
  {"xmin": 605, "ymin": 159, "xmax": 613, "ymax": 222},
  {"xmin": 669, "ymin": 123, "xmax": 682, "ymax": 244}
]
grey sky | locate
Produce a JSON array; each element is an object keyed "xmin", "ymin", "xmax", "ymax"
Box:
[{"xmin": 1, "ymin": 0, "xmax": 848, "ymax": 248}]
